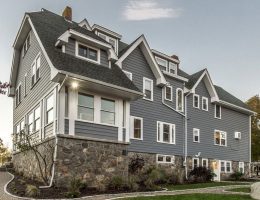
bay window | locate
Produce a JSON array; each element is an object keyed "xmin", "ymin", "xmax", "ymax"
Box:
[
  {"xmin": 101, "ymin": 98, "xmax": 115, "ymax": 125},
  {"xmin": 157, "ymin": 121, "xmax": 175, "ymax": 144},
  {"xmin": 78, "ymin": 93, "xmax": 94, "ymax": 121}
]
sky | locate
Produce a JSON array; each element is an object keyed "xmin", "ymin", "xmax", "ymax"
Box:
[{"xmin": 0, "ymin": 0, "xmax": 260, "ymax": 148}]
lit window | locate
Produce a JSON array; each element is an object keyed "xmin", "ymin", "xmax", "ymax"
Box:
[
  {"xmin": 193, "ymin": 158, "xmax": 199, "ymax": 169},
  {"xmin": 101, "ymin": 98, "xmax": 115, "ymax": 125},
  {"xmin": 31, "ymin": 54, "xmax": 41, "ymax": 86},
  {"xmin": 130, "ymin": 116, "xmax": 143, "ymax": 140},
  {"xmin": 157, "ymin": 154, "xmax": 175, "ymax": 164},
  {"xmin": 155, "ymin": 56, "xmax": 167, "ymax": 71},
  {"xmin": 169, "ymin": 62, "xmax": 177, "ymax": 74},
  {"xmin": 34, "ymin": 106, "xmax": 41, "ymax": 131},
  {"xmin": 78, "ymin": 93, "xmax": 94, "ymax": 121},
  {"xmin": 214, "ymin": 130, "xmax": 227, "ymax": 146},
  {"xmin": 193, "ymin": 128, "xmax": 200, "ymax": 143},
  {"xmin": 157, "ymin": 121, "xmax": 175, "ymax": 144},
  {"xmin": 202, "ymin": 159, "xmax": 208, "ymax": 168},
  {"xmin": 15, "ymin": 85, "xmax": 21, "ymax": 107},
  {"xmin": 176, "ymin": 88, "xmax": 184, "ymax": 112},
  {"xmin": 143, "ymin": 77, "xmax": 153, "ymax": 101},
  {"xmin": 202, "ymin": 97, "xmax": 208, "ymax": 111},
  {"xmin": 76, "ymin": 42, "xmax": 99, "ymax": 63},
  {"xmin": 193, "ymin": 94, "xmax": 200, "ymax": 109},
  {"xmin": 215, "ymin": 104, "xmax": 221, "ymax": 119},
  {"xmin": 164, "ymin": 86, "xmax": 172, "ymax": 101},
  {"xmin": 239, "ymin": 162, "xmax": 244, "ymax": 173},
  {"xmin": 123, "ymin": 70, "xmax": 132, "ymax": 80},
  {"xmin": 46, "ymin": 94, "xmax": 54, "ymax": 124}
]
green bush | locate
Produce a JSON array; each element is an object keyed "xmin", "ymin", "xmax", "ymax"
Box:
[
  {"xmin": 129, "ymin": 155, "xmax": 145, "ymax": 174},
  {"xmin": 127, "ymin": 176, "xmax": 139, "ymax": 191},
  {"xmin": 230, "ymin": 171, "xmax": 243, "ymax": 181},
  {"xmin": 65, "ymin": 178, "xmax": 82, "ymax": 198},
  {"xmin": 189, "ymin": 167, "xmax": 214, "ymax": 183},
  {"xmin": 108, "ymin": 176, "xmax": 126, "ymax": 191},
  {"xmin": 25, "ymin": 184, "xmax": 40, "ymax": 197}
]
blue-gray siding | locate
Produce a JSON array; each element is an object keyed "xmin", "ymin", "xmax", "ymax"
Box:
[
  {"xmin": 122, "ymin": 47, "xmax": 185, "ymax": 155},
  {"xmin": 75, "ymin": 120, "xmax": 118, "ymax": 140},
  {"xmin": 187, "ymin": 81, "xmax": 250, "ymax": 162}
]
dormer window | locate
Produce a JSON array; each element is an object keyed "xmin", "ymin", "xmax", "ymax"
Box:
[
  {"xmin": 155, "ymin": 56, "xmax": 177, "ymax": 75},
  {"xmin": 97, "ymin": 32, "xmax": 117, "ymax": 53},
  {"xmin": 23, "ymin": 32, "xmax": 31, "ymax": 57},
  {"xmin": 155, "ymin": 56, "xmax": 167, "ymax": 71},
  {"xmin": 169, "ymin": 62, "xmax": 177, "ymax": 74},
  {"xmin": 76, "ymin": 41, "xmax": 100, "ymax": 64}
]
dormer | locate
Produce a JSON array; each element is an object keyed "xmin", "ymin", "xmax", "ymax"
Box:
[{"xmin": 92, "ymin": 24, "xmax": 122, "ymax": 55}]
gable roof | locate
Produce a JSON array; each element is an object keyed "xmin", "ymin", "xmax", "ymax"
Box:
[
  {"xmin": 24, "ymin": 9, "xmax": 140, "ymax": 93},
  {"xmin": 185, "ymin": 69, "xmax": 205, "ymax": 89},
  {"xmin": 116, "ymin": 35, "xmax": 167, "ymax": 86}
]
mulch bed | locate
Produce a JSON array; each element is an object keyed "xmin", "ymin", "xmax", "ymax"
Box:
[{"xmin": 6, "ymin": 173, "xmax": 155, "ymax": 199}]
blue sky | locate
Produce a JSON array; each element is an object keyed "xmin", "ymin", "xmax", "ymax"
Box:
[{"xmin": 0, "ymin": 0, "xmax": 260, "ymax": 147}]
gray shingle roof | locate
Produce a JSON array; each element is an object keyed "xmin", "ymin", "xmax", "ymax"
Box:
[
  {"xmin": 185, "ymin": 69, "xmax": 206, "ymax": 89},
  {"xmin": 28, "ymin": 9, "xmax": 140, "ymax": 93}
]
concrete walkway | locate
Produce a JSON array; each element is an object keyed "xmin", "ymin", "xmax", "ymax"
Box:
[
  {"xmin": 0, "ymin": 172, "xmax": 254, "ymax": 200},
  {"xmin": 251, "ymin": 182, "xmax": 260, "ymax": 200}
]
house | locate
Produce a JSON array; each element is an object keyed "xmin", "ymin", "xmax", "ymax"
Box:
[{"xmin": 8, "ymin": 7, "xmax": 254, "ymax": 187}]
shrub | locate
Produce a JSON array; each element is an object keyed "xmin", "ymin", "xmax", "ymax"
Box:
[
  {"xmin": 188, "ymin": 167, "xmax": 214, "ymax": 183},
  {"xmin": 129, "ymin": 155, "xmax": 145, "ymax": 174},
  {"xmin": 65, "ymin": 178, "xmax": 82, "ymax": 198},
  {"xmin": 25, "ymin": 185, "xmax": 40, "ymax": 197},
  {"xmin": 230, "ymin": 171, "xmax": 243, "ymax": 181},
  {"xmin": 127, "ymin": 176, "xmax": 139, "ymax": 191},
  {"xmin": 107, "ymin": 176, "xmax": 125, "ymax": 191}
]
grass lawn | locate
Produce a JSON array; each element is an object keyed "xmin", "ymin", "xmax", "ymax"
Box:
[
  {"xmin": 226, "ymin": 187, "xmax": 251, "ymax": 193},
  {"xmin": 165, "ymin": 182, "xmax": 249, "ymax": 190},
  {"xmin": 123, "ymin": 194, "xmax": 253, "ymax": 200}
]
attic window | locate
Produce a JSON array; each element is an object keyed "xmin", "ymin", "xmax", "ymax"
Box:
[
  {"xmin": 169, "ymin": 62, "xmax": 177, "ymax": 75},
  {"xmin": 97, "ymin": 32, "xmax": 117, "ymax": 53},
  {"xmin": 23, "ymin": 32, "xmax": 31, "ymax": 57},
  {"xmin": 76, "ymin": 41, "xmax": 100, "ymax": 64}
]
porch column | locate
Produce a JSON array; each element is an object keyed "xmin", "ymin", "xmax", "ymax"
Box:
[{"xmin": 68, "ymin": 87, "xmax": 77, "ymax": 135}]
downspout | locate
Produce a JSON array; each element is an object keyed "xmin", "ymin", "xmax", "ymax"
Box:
[{"xmin": 39, "ymin": 75, "xmax": 68, "ymax": 188}]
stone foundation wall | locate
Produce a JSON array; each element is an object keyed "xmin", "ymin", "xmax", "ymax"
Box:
[
  {"xmin": 12, "ymin": 137, "xmax": 55, "ymax": 183},
  {"xmin": 54, "ymin": 135, "xmax": 129, "ymax": 188},
  {"xmin": 220, "ymin": 161, "xmax": 250, "ymax": 180}
]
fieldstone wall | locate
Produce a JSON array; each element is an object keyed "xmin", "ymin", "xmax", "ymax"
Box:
[
  {"xmin": 220, "ymin": 161, "xmax": 250, "ymax": 180},
  {"xmin": 12, "ymin": 136, "xmax": 55, "ymax": 183},
  {"xmin": 54, "ymin": 135, "xmax": 129, "ymax": 188}
]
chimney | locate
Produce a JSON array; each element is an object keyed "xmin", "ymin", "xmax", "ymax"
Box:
[
  {"xmin": 62, "ymin": 6, "xmax": 72, "ymax": 21},
  {"xmin": 171, "ymin": 54, "xmax": 179, "ymax": 61}
]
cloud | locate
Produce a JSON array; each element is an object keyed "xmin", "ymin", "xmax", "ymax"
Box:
[{"xmin": 122, "ymin": 0, "xmax": 182, "ymax": 21}]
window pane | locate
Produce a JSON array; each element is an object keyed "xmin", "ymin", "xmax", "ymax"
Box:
[
  {"xmin": 145, "ymin": 80, "xmax": 152, "ymax": 90},
  {"xmin": 47, "ymin": 109, "xmax": 53, "ymax": 124},
  {"xmin": 27, "ymin": 34, "xmax": 30, "ymax": 48},
  {"xmin": 216, "ymin": 105, "xmax": 220, "ymax": 117},
  {"xmin": 65, "ymin": 87, "xmax": 69, "ymax": 117},
  {"xmin": 109, "ymin": 38, "xmax": 116, "ymax": 49},
  {"xmin": 47, "ymin": 95, "xmax": 54, "ymax": 111},
  {"xmin": 101, "ymin": 111, "xmax": 115, "ymax": 125},
  {"xmin": 226, "ymin": 162, "xmax": 231, "ymax": 172},
  {"xmin": 36, "ymin": 56, "xmax": 41, "ymax": 69},
  {"xmin": 29, "ymin": 113, "xmax": 34, "ymax": 124},
  {"xmin": 169, "ymin": 62, "xmax": 177, "ymax": 74},
  {"xmin": 35, "ymin": 118, "xmax": 40, "ymax": 131},
  {"xmin": 34, "ymin": 106, "xmax": 40, "ymax": 119},
  {"xmin": 101, "ymin": 99, "xmax": 115, "ymax": 112},
  {"xmin": 98, "ymin": 33, "xmax": 106, "ymax": 40},
  {"xmin": 78, "ymin": 45, "xmax": 88, "ymax": 57},
  {"xmin": 78, "ymin": 94, "xmax": 94, "ymax": 108},
  {"xmin": 165, "ymin": 87, "xmax": 171, "ymax": 100},
  {"xmin": 177, "ymin": 90, "xmax": 183, "ymax": 110},
  {"xmin": 89, "ymin": 48, "xmax": 98, "ymax": 61},
  {"xmin": 221, "ymin": 161, "xmax": 225, "ymax": 172},
  {"xmin": 134, "ymin": 118, "xmax": 141, "ymax": 139},
  {"xmin": 157, "ymin": 155, "xmax": 164, "ymax": 162},
  {"xmin": 203, "ymin": 160, "xmax": 207, "ymax": 167},
  {"xmin": 156, "ymin": 57, "xmax": 167, "ymax": 71},
  {"xmin": 166, "ymin": 156, "xmax": 172, "ymax": 163},
  {"xmin": 163, "ymin": 124, "xmax": 170, "ymax": 142},
  {"xmin": 194, "ymin": 96, "xmax": 199, "ymax": 107},
  {"xmin": 215, "ymin": 131, "xmax": 220, "ymax": 144},
  {"xmin": 20, "ymin": 121, "xmax": 24, "ymax": 130},
  {"xmin": 16, "ymin": 124, "xmax": 20, "ymax": 133},
  {"xmin": 145, "ymin": 90, "xmax": 151, "ymax": 99},
  {"xmin": 78, "ymin": 106, "xmax": 94, "ymax": 121}
]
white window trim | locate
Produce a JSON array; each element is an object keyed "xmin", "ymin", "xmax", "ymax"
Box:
[
  {"xmin": 164, "ymin": 85, "xmax": 173, "ymax": 101},
  {"xmin": 234, "ymin": 131, "xmax": 241, "ymax": 140},
  {"xmin": 176, "ymin": 88, "xmax": 184, "ymax": 112},
  {"xmin": 45, "ymin": 93, "xmax": 54, "ymax": 126},
  {"xmin": 225, "ymin": 161, "xmax": 232, "ymax": 173},
  {"xmin": 155, "ymin": 56, "xmax": 168, "ymax": 71},
  {"xmin": 98, "ymin": 32, "xmax": 118, "ymax": 54},
  {"xmin": 202, "ymin": 158, "xmax": 208, "ymax": 168},
  {"xmin": 214, "ymin": 129, "xmax": 227, "ymax": 146},
  {"xmin": 193, "ymin": 94, "xmax": 200, "ymax": 109},
  {"xmin": 130, "ymin": 116, "xmax": 143, "ymax": 140},
  {"xmin": 193, "ymin": 128, "xmax": 200, "ymax": 143},
  {"xmin": 75, "ymin": 41, "xmax": 101, "ymax": 64},
  {"xmin": 156, "ymin": 154, "xmax": 175, "ymax": 164},
  {"xmin": 31, "ymin": 52, "xmax": 41, "ymax": 87},
  {"xmin": 215, "ymin": 104, "xmax": 222, "ymax": 119},
  {"xmin": 239, "ymin": 162, "xmax": 245, "ymax": 173},
  {"xmin": 23, "ymin": 31, "xmax": 31, "ymax": 57},
  {"xmin": 123, "ymin": 70, "xmax": 132, "ymax": 80},
  {"xmin": 169, "ymin": 62, "xmax": 177, "ymax": 75},
  {"xmin": 24, "ymin": 73, "xmax": 27, "ymax": 97},
  {"xmin": 143, "ymin": 77, "xmax": 153, "ymax": 101},
  {"xmin": 157, "ymin": 121, "xmax": 175, "ymax": 144},
  {"xmin": 15, "ymin": 83, "xmax": 21, "ymax": 107},
  {"xmin": 192, "ymin": 157, "xmax": 199, "ymax": 169},
  {"xmin": 77, "ymin": 93, "xmax": 95, "ymax": 123},
  {"xmin": 27, "ymin": 104, "xmax": 41, "ymax": 133},
  {"xmin": 202, "ymin": 97, "xmax": 208, "ymax": 111},
  {"xmin": 100, "ymin": 97, "xmax": 116, "ymax": 126}
]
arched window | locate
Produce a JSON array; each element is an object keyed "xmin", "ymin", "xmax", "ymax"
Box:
[{"xmin": 176, "ymin": 88, "xmax": 184, "ymax": 112}]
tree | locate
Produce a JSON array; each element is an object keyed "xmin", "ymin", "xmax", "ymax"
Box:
[
  {"xmin": 16, "ymin": 129, "xmax": 55, "ymax": 185},
  {"xmin": 0, "ymin": 138, "xmax": 11, "ymax": 166},
  {"xmin": 0, "ymin": 81, "xmax": 10, "ymax": 95},
  {"xmin": 246, "ymin": 95, "xmax": 260, "ymax": 161}
]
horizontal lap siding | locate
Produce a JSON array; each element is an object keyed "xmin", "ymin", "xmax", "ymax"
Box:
[
  {"xmin": 187, "ymin": 81, "xmax": 250, "ymax": 162},
  {"xmin": 75, "ymin": 121, "xmax": 118, "ymax": 140},
  {"xmin": 122, "ymin": 47, "xmax": 185, "ymax": 156},
  {"xmin": 44, "ymin": 122, "xmax": 53, "ymax": 138},
  {"xmin": 14, "ymin": 31, "xmax": 56, "ymax": 126}
]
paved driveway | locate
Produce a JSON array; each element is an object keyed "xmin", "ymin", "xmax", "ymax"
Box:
[{"xmin": 0, "ymin": 171, "xmax": 253, "ymax": 200}]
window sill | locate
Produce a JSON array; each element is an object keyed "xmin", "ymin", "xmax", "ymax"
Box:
[
  {"xmin": 193, "ymin": 106, "xmax": 200, "ymax": 110},
  {"xmin": 143, "ymin": 97, "xmax": 153, "ymax": 102},
  {"xmin": 30, "ymin": 78, "xmax": 41, "ymax": 90},
  {"xmin": 130, "ymin": 137, "xmax": 143, "ymax": 141},
  {"xmin": 157, "ymin": 161, "xmax": 174, "ymax": 164},
  {"xmin": 76, "ymin": 119, "xmax": 118, "ymax": 128},
  {"xmin": 157, "ymin": 141, "xmax": 175, "ymax": 145},
  {"xmin": 214, "ymin": 117, "xmax": 221, "ymax": 120},
  {"xmin": 164, "ymin": 98, "xmax": 173, "ymax": 102},
  {"xmin": 202, "ymin": 109, "xmax": 208, "ymax": 111},
  {"xmin": 45, "ymin": 121, "xmax": 54, "ymax": 128},
  {"xmin": 76, "ymin": 54, "xmax": 100, "ymax": 65},
  {"xmin": 193, "ymin": 141, "xmax": 200, "ymax": 143},
  {"xmin": 214, "ymin": 144, "xmax": 227, "ymax": 147}
]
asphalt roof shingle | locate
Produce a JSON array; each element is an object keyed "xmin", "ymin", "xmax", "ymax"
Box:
[{"xmin": 28, "ymin": 9, "xmax": 140, "ymax": 92}]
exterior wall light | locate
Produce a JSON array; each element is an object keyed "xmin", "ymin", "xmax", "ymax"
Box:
[{"xmin": 71, "ymin": 82, "xmax": 78, "ymax": 89}]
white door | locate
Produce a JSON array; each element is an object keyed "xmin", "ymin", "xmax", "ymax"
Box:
[{"xmin": 212, "ymin": 160, "xmax": 220, "ymax": 181}]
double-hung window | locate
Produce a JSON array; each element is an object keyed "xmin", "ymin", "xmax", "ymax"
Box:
[
  {"xmin": 176, "ymin": 88, "xmax": 184, "ymax": 112},
  {"xmin": 164, "ymin": 86, "xmax": 172, "ymax": 101},
  {"xmin": 202, "ymin": 97, "xmax": 208, "ymax": 111},
  {"xmin": 193, "ymin": 94, "xmax": 200, "ymax": 109},
  {"xmin": 101, "ymin": 98, "xmax": 115, "ymax": 125},
  {"xmin": 215, "ymin": 104, "xmax": 221, "ymax": 119},
  {"xmin": 169, "ymin": 62, "xmax": 177, "ymax": 74},
  {"xmin": 193, "ymin": 128, "xmax": 200, "ymax": 143},
  {"xmin": 214, "ymin": 130, "xmax": 227, "ymax": 146},
  {"xmin": 192, "ymin": 158, "xmax": 199, "ymax": 169},
  {"xmin": 157, "ymin": 121, "xmax": 175, "ymax": 144},
  {"xmin": 98, "ymin": 32, "xmax": 117, "ymax": 53},
  {"xmin": 46, "ymin": 94, "xmax": 54, "ymax": 124},
  {"xmin": 143, "ymin": 77, "xmax": 153, "ymax": 101},
  {"xmin": 31, "ymin": 54, "xmax": 41, "ymax": 86},
  {"xmin": 155, "ymin": 56, "xmax": 167, "ymax": 71},
  {"xmin": 130, "ymin": 116, "xmax": 143, "ymax": 140},
  {"xmin": 28, "ymin": 112, "xmax": 34, "ymax": 133},
  {"xmin": 202, "ymin": 158, "xmax": 208, "ymax": 168},
  {"xmin": 239, "ymin": 162, "xmax": 244, "ymax": 173},
  {"xmin": 157, "ymin": 154, "xmax": 175, "ymax": 164},
  {"xmin": 76, "ymin": 42, "xmax": 99, "ymax": 63},
  {"xmin": 15, "ymin": 84, "xmax": 21, "ymax": 107},
  {"xmin": 78, "ymin": 93, "xmax": 94, "ymax": 121},
  {"xmin": 34, "ymin": 106, "xmax": 41, "ymax": 131},
  {"xmin": 221, "ymin": 161, "xmax": 232, "ymax": 173}
]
